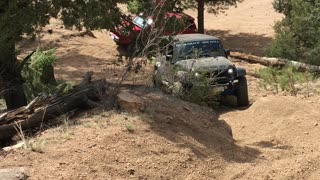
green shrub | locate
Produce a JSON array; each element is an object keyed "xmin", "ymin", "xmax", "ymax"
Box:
[
  {"xmin": 268, "ymin": 0, "xmax": 320, "ymax": 65},
  {"xmin": 257, "ymin": 65, "xmax": 313, "ymax": 96},
  {"xmin": 180, "ymin": 71, "xmax": 221, "ymax": 108},
  {"xmin": 127, "ymin": 0, "xmax": 152, "ymax": 14},
  {"xmin": 182, "ymin": 84, "xmax": 221, "ymax": 108},
  {"xmin": 22, "ymin": 49, "xmax": 73, "ymax": 101}
]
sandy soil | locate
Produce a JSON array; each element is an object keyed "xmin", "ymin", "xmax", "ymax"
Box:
[
  {"xmin": 186, "ymin": 0, "xmax": 284, "ymax": 56},
  {"xmin": 1, "ymin": 0, "xmax": 320, "ymax": 179},
  {"xmin": 0, "ymin": 93, "xmax": 237, "ymax": 180},
  {"xmin": 219, "ymin": 95, "xmax": 320, "ymax": 180}
]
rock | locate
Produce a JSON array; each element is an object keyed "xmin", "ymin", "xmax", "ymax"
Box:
[
  {"xmin": 3, "ymin": 142, "xmax": 25, "ymax": 151},
  {"xmin": 0, "ymin": 167, "xmax": 28, "ymax": 180},
  {"xmin": 117, "ymin": 92, "xmax": 145, "ymax": 113},
  {"xmin": 128, "ymin": 169, "xmax": 135, "ymax": 175},
  {"xmin": 165, "ymin": 116, "xmax": 174, "ymax": 124}
]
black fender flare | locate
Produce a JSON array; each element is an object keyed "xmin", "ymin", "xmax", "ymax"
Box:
[{"xmin": 236, "ymin": 67, "xmax": 247, "ymax": 77}]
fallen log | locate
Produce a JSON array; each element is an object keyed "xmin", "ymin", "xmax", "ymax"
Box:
[
  {"xmin": 230, "ymin": 52, "xmax": 320, "ymax": 73},
  {"xmin": 230, "ymin": 52, "xmax": 286, "ymax": 67},
  {"xmin": 0, "ymin": 72, "xmax": 106, "ymax": 142}
]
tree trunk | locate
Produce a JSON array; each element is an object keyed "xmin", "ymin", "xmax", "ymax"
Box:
[
  {"xmin": 197, "ymin": 0, "xmax": 205, "ymax": 33},
  {"xmin": 0, "ymin": 40, "xmax": 27, "ymax": 110}
]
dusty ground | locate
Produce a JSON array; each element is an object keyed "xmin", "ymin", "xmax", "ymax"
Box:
[
  {"xmin": 1, "ymin": 0, "xmax": 320, "ymax": 179},
  {"xmin": 186, "ymin": 0, "xmax": 284, "ymax": 56}
]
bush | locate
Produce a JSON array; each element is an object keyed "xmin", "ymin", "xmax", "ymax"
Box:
[
  {"xmin": 22, "ymin": 49, "xmax": 73, "ymax": 101},
  {"xmin": 257, "ymin": 65, "xmax": 313, "ymax": 96},
  {"xmin": 127, "ymin": 0, "xmax": 152, "ymax": 14},
  {"xmin": 161, "ymin": 68, "xmax": 220, "ymax": 107},
  {"xmin": 267, "ymin": 0, "xmax": 320, "ymax": 65}
]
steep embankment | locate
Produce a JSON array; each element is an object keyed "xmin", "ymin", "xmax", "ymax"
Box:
[{"xmin": 0, "ymin": 92, "xmax": 238, "ymax": 179}]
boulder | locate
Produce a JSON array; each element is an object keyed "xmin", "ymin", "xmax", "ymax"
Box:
[
  {"xmin": 0, "ymin": 167, "xmax": 28, "ymax": 180},
  {"xmin": 117, "ymin": 92, "xmax": 145, "ymax": 113}
]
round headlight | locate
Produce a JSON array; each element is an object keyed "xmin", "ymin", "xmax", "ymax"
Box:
[{"xmin": 228, "ymin": 68, "xmax": 234, "ymax": 75}]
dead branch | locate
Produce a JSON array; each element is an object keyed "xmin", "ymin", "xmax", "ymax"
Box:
[{"xmin": 0, "ymin": 72, "xmax": 107, "ymax": 142}]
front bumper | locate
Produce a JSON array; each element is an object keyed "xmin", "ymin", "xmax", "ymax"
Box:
[
  {"xmin": 109, "ymin": 32, "xmax": 132, "ymax": 45},
  {"xmin": 109, "ymin": 32, "xmax": 120, "ymax": 42}
]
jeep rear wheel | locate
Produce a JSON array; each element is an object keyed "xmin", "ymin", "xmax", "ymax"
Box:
[{"xmin": 235, "ymin": 76, "xmax": 249, "ymax": 106}]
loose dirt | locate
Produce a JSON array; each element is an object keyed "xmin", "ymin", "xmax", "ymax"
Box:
[
  {"xmin": 1, "ymin": 0, "xmax": 319, "ymax": 179},
  {"xmin": 186, "ymin": 0, "xmax": 284, "ymax": 56}
]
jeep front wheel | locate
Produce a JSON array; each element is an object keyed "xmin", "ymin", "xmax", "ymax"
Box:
[{"xmin": 235, "ymin": 76, "xmax": 249, "ymax": 106}]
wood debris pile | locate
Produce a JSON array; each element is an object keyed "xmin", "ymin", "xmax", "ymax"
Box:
[{"xmin": 0, "ymin": 72, "xmax": 107, "ymax": 142}]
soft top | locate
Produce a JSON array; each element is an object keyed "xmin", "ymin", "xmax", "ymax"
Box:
[{"xmin": 174, "ymin": 33, "xmax": 220, "ymax": 43}]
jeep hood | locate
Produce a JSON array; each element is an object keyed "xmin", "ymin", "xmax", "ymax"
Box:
[{"xmin": 174, "ymin": 56, "xmax": 233, "ymax": 71}]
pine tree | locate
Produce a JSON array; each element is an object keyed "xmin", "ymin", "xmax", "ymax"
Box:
[
  {"xmin": 0, "ymin": 0, "xmax": 124, "ymax": 109},
  {"xmin": 268, "ymin": 0, "xmax": 320, "ymax": 65}
]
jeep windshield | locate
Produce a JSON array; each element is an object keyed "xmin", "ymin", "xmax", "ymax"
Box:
[
  {"xmin": 132, "ymin": 16, "xmax": 152, "ymax": 28},
  {"xmin": 174, "ymin": 40, "xmax": 225, "ymax": 61}
]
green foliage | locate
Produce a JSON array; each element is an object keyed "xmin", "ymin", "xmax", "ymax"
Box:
[
  {"xmin": 127, "ymin": 0, "xmax": 152, "ymax": 14},
  {"xmin": 268, "ymin": 0, "xmax": 320, "ymax": 65},
  {"xmin": 257, "ymin": 65, "xmax": 313, "ymax": 96},
  {"xmin": 168, "ymin": 70, "xmax": 221, "ymax": 107},
  {"xmin": 182, "ymin": 71, "xmax": 221, "ymax": 107},
  {"xmin": 183, "ymin": 84, "xmax": 221, "ymax": 107},
  {"xmin": 0, "ymin": 0, "xmax": 126, "ymax": 108},
  {"xmin": 0, "ymin": 0, "xmax": 125, "ymax": 43},
  {"xmin": 22, "ymin": 49, "xmax": 73, "ymax": 101},
  {"xmin": 29, "ymin": 49, "xmax": 58, "ymax": 74},
  {"xmin": 127, "ymin": 0, "xmax": 242, "ymax": 15}
]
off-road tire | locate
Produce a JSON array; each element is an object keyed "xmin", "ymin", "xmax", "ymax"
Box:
[{"xmin": 235, "ymin": 76, "xmax": 249, "ymax": 106}]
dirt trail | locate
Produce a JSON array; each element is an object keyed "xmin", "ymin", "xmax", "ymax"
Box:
[{"xmin": 219, "ymin": 95, "xmax": 320, "ymax": 180}]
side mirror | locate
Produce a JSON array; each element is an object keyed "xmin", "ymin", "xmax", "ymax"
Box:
[
  {"xmin": 225, "ymin": 49, "xmax": 231, "ymax": 57},
  {"xmin": 165, "ymin": 46, "xmax": 173, "ymax": 61}
]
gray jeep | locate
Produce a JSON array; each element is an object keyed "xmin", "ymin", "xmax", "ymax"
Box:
[{"xmin": 153, "ymin": 33, "xmax": 249, "ymax": 106}]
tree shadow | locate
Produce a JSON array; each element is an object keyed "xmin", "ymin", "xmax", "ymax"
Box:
[
  {"xmin": 206, "ymin": 29, "xmax": 274, "ymax": 56},
  {"xmin": 251, "ymin": 140, "xmax": 293, "ymax": 150},
  {"xmin": 54, "ymin": 53, "xmax": 119, "ymax": 83},
  {"xmin": 16, "ymin": 32, "xmax": 149, "ymax": 85}
]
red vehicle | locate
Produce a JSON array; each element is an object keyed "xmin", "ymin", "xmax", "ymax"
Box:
[{"xmin": 109, "ymin": 12, "xmax": 197, "ymax": 47}]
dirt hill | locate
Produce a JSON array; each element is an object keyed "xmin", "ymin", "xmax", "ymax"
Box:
[
  {"xmin": 0, "ymin": 92, "xmax": 238, "ymax": 179},
  {"xmin": 220, "ymin": 95, "xmax": 320, "ymax": 179}
]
